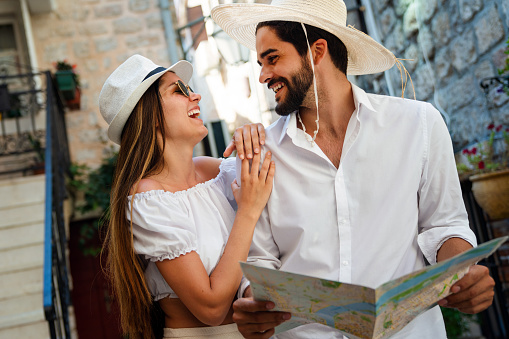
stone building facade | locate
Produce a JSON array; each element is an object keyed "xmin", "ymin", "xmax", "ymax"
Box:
[
  {"xmin": 30, "ymin": 0, "xmax": 173, "ymax": 167},
  {"xmin": 358, "ymin": 0, "xmax": 509, "ymax": 151}
]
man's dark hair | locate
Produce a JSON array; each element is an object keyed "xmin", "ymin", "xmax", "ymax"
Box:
[{"xmin": 256, "ymin": 21, "xmax": 348, "ymax": 74}]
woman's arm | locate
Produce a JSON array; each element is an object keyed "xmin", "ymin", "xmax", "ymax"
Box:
[{"xmin": 155, "ymin": 151, "xmax": 275, "ymax": 325}]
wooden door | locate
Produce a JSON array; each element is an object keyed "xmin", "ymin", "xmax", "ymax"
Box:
[{"xmin": 69, "ymin": 219, "xmax": 123, "ymax": 339}]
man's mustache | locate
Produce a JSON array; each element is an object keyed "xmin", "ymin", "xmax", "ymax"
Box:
[{"xmin": 267, "ymin": 77, "xmax": 288, "ymax": 90}]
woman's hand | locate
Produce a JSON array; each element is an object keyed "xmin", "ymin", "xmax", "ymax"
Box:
[
  {"xmin": 224, "ymin": 123, "xmax": 266, "ymax": 160},
  {"xmin": 232, "ymin": 151, "xmax": 275, "ymax": 220}
]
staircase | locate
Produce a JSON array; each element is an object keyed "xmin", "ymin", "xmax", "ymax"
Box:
[{"xmin": 0, "ymin": 174, "xmax": 49, "ymax": 338}]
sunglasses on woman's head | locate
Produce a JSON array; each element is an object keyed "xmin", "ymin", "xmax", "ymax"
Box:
[{"xmin": 173, "ymin": 80, "xmax": 194, "ymax": 97}]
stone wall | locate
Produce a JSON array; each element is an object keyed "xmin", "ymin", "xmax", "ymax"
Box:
[
  {"xmin": 30, "ymin": 0, "xmax": 173, "ymax": 167},
  {"xmin": 359, "ymin": 0, "xmax": 509, "ymax": 151}
]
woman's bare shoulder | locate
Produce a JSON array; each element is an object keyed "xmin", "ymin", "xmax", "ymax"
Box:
[
  {"xmin": 193, "ymin": 156, "xmax": 221, "ymax": 181},
  {"xmin": 131, "ymin": 178, "xmax": 164, "ymax": 195}
]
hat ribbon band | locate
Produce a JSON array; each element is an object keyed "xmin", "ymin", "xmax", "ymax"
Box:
[{"xmin": 143, "ymin": 66, "xmax": 166, "ymax": 82}]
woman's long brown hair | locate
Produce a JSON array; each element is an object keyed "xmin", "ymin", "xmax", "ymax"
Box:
[{"xmin": 103, "ymin": 79, "xmax": 167, "ymax": 339}]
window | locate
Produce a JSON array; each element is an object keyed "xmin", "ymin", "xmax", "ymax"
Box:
[{"xmin": 0, "ymin": 23, "xmax": 17, "ymax": 52}]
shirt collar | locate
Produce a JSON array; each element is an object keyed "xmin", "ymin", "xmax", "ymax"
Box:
[
  {"xmin": 275, "ymin": 83, "xmax": 376, "ymax": 145},
  {"xmin": 351, "ymin": 83, "xmax": 376, "ymax": 115},
  {"xmin": 276, "ymin": 113, "xmax": 295, "ymax": 145}
]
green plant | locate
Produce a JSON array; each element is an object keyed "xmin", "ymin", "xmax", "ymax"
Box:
[
  {"xmin": 54, "ymin": 60, "xmax": 75, "ymax": 71},
  {"xmin": 68, "ymin": 152, "xmax": 118, "ymax": 256},
  {"xmin": 441, "ymin": 307, "xmax": 478, "ymax": 339},
  {"xmin": 457, "ymin": 124, "xmax": 509, "ymax": 177}
]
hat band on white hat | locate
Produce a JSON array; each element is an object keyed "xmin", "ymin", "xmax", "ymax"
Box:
[{"xmin": 143, "ymin": 67, "xmax": 166, "ymax": 81}]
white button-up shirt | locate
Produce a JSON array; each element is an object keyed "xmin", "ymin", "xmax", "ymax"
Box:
[{"xmin": 237, "ymin": 84, "xmax": 476, "ymax": 338}]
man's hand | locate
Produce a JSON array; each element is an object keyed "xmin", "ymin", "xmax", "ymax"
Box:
[
  {"xmin": 438, "ymin": 264, "xmax": 495, "ymax": 314},
  {"xmin": 232, "ymin": 297, "xmax": 291, "ymax": 339},
  {"xmin": 224, "ymin": 123, "xmax": 265, "ymax": 160},
  {"xmin": 437, "ymin": 238, "xmax": 495, "ymax": 314}
]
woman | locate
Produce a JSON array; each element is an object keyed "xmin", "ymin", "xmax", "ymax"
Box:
[{"xmin": 99, "ymin": 55, "xmax": 274, "ymax": 339}]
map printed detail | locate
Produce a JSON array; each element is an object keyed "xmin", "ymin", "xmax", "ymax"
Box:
[{"xmin": 241, "ymin": 236, "xmax": 508, "ymax": 339}]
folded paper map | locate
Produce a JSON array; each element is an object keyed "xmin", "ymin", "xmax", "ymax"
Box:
[{"xmin": 240, "ymin": 236, "xmax": 508, "ymax": 339}]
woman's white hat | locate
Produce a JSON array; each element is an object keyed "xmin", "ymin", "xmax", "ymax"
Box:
[
  {"xmin": 211, "ymin": 0, "xmax": 396, "ymax": 75},
  {"xmin": 99, "ymin": 54, "xmax": 193, "ymax": 145}
]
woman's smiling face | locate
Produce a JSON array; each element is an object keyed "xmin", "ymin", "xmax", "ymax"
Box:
[{"xmin": 157, "ymin": 71, "xmax": 208, "ymax": 143}]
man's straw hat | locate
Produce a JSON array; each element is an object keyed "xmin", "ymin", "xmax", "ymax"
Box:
[
  {"xmin": 211, "ymin": 0, "xmax": 396, "ymax": 75},
  {"xmin": 99, "ymin": 54, "xmax": 193, "ymax": 145}
]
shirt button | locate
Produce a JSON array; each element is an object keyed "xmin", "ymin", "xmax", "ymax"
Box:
[
  {"xmin": 342, "ymin": 261, "xmax": 349, "ymax": 266},
  {"xmin": 339, "ymin": 218, "xmax": 346, "ymax": 224}
]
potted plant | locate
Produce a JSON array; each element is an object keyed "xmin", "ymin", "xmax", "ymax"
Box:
[
  {"xmin": 54, "ymin": 60, "xmax": 80, "ymax": 107},
  {"xmin": 457, "ymin": 124, "xmax": 509, "ymax": 220}
]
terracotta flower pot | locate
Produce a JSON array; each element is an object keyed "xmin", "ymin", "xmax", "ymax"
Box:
[
  {"xmin": 66, "ymin": 88, "xmax": 81, "ymax": 110},
  {"xmin": 470, "ymin": 168, "xmax": 509, "ymax": 220}
]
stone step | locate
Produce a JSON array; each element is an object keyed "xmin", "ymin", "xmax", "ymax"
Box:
[
  {"xmin": 0, "ymin": 222, "xmax": 44, "ymax": 251},
  {"xmin": 0, "ymin": 243, "xmax": 44, "ymax": 276},
  {"xmin": 0, "ymin": 201, "xmax": 45, "ymax": 230},
  {"xmin": 0, "ymin": 293, "xmax": 45, "ymax": 323},
  {"xmin": 0, "ymin": 320, "xmax": 49, "ymax": 339},
  {"xmin": 0, "ymin": 153, "xmax": 42, "ymax": 180},
  {"xmin": 0, "ymin": 175, "xmax": 45, "ymax": 209},
  {"xmin": 0, "ymin": 310, "xmax": 45, "ymax": 331},
  {"xmin": 0, "ymin": 297, "xmax": 74, "ymax": 338},
  {"xmin": 0, "ymin": 267, "xmax": 43, "ymax": 302}
]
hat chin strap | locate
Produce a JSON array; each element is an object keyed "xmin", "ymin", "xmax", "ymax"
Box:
[{"xmin": 298, "ymin": 22, "xmax": 320, "ymax": 146}]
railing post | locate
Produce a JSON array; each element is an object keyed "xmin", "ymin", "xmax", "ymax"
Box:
[{"xmin": 43, "ymin": 70, "xmax": 55, "ymax": 330}]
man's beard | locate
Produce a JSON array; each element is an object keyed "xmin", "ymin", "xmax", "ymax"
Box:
[{"xmin": 272, "ymin": 57, "xmax": 313, "ymax": 116}]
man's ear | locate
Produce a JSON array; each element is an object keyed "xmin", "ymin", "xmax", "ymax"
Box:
[{"xmin": 311, "ymin": 39, "xmax": 328, "ymax": 65}]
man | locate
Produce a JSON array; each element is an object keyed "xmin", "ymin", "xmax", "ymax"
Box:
[{"xmin": 213, "ymin": 1, "xmax": 495, "ymax": 338}]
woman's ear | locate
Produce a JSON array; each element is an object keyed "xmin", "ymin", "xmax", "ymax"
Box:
[{"xmin": 312, "ymin": 38, "xmax": 327, "ymax": 65}]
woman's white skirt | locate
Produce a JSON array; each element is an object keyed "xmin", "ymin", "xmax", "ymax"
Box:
[{"xmin": 163, "ymin": 323, "xmax": 244, "ymax": 338}]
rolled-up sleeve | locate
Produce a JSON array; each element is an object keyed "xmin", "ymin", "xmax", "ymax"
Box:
[{"xmin": 417, "ymin": 104, "xmax": 477, "ymax": 264}]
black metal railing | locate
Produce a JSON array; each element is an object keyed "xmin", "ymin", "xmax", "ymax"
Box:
[
  {"xmin": 12, "ymin": 71, "xmax": 71, "ymax": 338},
  {"xmin": 42, "ymin": 70, "xmax": 72, "ymax": 338},
  {"xmin": 461, "ymin": 180, "xmax": 509, "ymax": 339}
]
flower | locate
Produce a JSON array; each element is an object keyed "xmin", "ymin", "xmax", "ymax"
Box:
[
  {"xmin": 457, "ymin": 124, "xmax": 509, "ymax": 177},
  {"xmin": 53, "ymin": 59, "xmax": 77, "ymax": 71}
]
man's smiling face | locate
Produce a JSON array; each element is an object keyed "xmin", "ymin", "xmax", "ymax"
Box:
[{"xmin": 256, "ymin": 26, "xmax": 313, "ymax": 116}]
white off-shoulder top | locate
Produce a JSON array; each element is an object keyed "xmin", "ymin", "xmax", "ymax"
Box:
[{"xmin": 126, "ymin": 158, "xmax": 237, "ymax": 301}]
